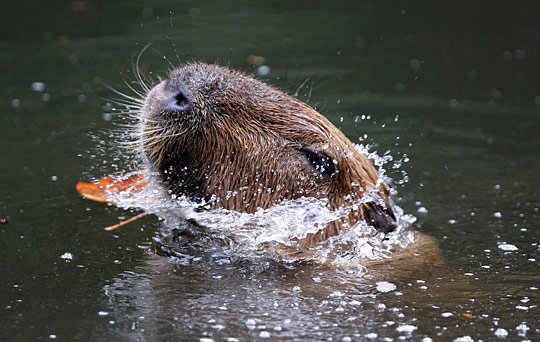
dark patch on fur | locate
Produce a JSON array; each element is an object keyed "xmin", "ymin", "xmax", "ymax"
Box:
[
  {"xmin": 363, "ymin": 202, "xmax": 398, "ymax": 234},
  {"xmin": 299, "ymin": 146, "xmax": 337, "ymax": 180}
]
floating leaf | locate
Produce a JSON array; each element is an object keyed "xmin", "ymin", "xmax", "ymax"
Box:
[
  {"xmin": 76, "ymin": 172, "xmax": 148, "ymax": 205},
  {"xmin": 76, "ymin": 172, "xmax": 149, "ymax": 231}
]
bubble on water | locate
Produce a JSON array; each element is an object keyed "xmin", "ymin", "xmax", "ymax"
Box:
[
  {"xmin": 142, "ymin": 7, "xmax": 153, "ymax": 19},
  {"xmin": 515, "ymin": 322, "xmax": 530, "ymax": 335},
  {"xmin": 259, "ymin": 331, "xmax": 270, "ymax": 338},
  {"xmin": 515, "ymin": 305, "xmax": 528, "ymax": 311},
  {"xmin": 514, "ymin": 48, "xmax": 528, "ymax": 60},
  {"xmin": 49, "ymin": 335, "xmax": 57, "ymax": 339},
  {"xmin": 494, "ymin": 328, "xmax": 508, "ymax": 337},
  {"xmin": 422, "ymin": 338, "xmax": 433, "ymax": 342},
  {"xmin": 60, "ymin": 252, "xmax": 73, "ymax": 261},
  {"xmin": 494, "ymin": 184, "xmax": 501, "ymax": 190},
  {"xmin": 257, "ymin": 65, "xmax": 271, "ymax": 76},
  {"xmin": 441, "ymin": 312, "xmax": 453, "ymax": 317},
  {"xmin": 329, "ymin": 291, "xmax": 344, "ymax": 297},
  {"xmin": 447, "ymin": 219, "xmax": 457, "ymax": 224},
  {"xmin": 493, "ymin": 211, "xmax": 502, "ymax": 218},
  {"xmin": 417, "ymin": 207, "xmax": 428, "ymax": 214},
  {"xmin": 189, "ymin": 7, "xmax": 201, "ymax": 19},
  {"xmin": 376, "ymin": 281, "xmax": 397, "ymax": 293},
  {"xmin": 245, "ymin": 318, "xmax": 256, "ymax": 329},
  {"xmin": 498, "ymin": 243, "xmax": 518, "ymax": 251},
  {"xmin": 409, "ymin": 59, "xmax": 421, "ymax": 70},
  {"xmin": 51, "ymin": 175, "xmax": 58, "ymax": 181},
  {"xmin": 396, "ymin": 324, "xmax": 417, "ymax": 334},
  {"xmin": 11, "ymin": 99, "xmax": 21, "ymax": 108},
  {"xmin": 31, "ymin": 82, "xmax": 46, "ymax": 92},
  {"xmin": 42, "ymin": 93, "xmax": 51, "ymax": 102},
  {"xmin": 98, "ymin": 311, "xmax": 109, "ymax": 316},
  {"xmin": 454, "ymin": 337, "xmax": 474, "ymax": 342}
]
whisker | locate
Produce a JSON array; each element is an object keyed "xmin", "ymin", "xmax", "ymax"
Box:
[
  {"xmin": 106, "ymin": 99, "xmax": 142, "ymax": 110},
  {"xmin": 104, "ymin": 84, "xmax": 144, "ymax": 103},
  {"xmin": 133, "ymin": 43, "xmax": 153, "ymax": 93},
  {"xmin": 293, "ymin": 77, "xmax": 311, "ymax": 98},
  {"xmin": 123, "ymin": 79, "xmax": 146, "ymax": 99}
]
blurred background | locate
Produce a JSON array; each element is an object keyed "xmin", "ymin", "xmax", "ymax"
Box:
[{"xmin": 1, "ymin": 1, "xmax": 539, "ymax": 340}]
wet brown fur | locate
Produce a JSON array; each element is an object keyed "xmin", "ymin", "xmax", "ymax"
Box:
[{"xmin": 141, "ymin": 63, "xmax": 396, "ymax": 247}]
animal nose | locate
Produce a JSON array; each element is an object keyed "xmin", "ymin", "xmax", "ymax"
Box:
[{"xmin": 164, "ymin": 90, "xmax": 191, "ymax": 113}]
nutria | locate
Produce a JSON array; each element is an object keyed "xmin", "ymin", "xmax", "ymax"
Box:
[{"xmin": 139, "ymin": 63, "xmax": 397, "ymax": 248}]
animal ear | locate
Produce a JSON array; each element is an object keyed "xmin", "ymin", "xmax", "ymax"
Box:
[{"xmin": 298, "ymin": 146, "xmax": 338, "ymax": 179}]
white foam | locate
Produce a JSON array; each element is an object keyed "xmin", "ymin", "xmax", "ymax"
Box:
[{"xmin": 376, "ymin": 281, "xmax": 397, "ymax": 293}]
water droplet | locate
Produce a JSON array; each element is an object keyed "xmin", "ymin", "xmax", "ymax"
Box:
[
  {"xmin": 396, "ymin": 324, "xmax": 417, "ymax": 333},
  {"xmin": 60, "ymin": 252, "xmax": 73, "ymax": 261},
  {"xmin": 376, "ymin": 281, "xmax": 397, "ymax": 293},
  {"xmin": 498, "ymin": 243, "xmax": 518, "ymax": 251},
  {"xmin": 494, "ymin": 328, "xmax": 508, "ymax": 337},
  {"xmin": 257, "ymin": 65, "xmax": 271, "ymax": 76},
  {"xmin": 31, "ymin": 82, "xmax": 45, "ymax": 92},
  {"xmin": 259, "ymin": 331, "xmax": 270, "ymax": 339},
  {"xmin": 409, "ymin": 59, "xmax": 421, "ymax": 70}
]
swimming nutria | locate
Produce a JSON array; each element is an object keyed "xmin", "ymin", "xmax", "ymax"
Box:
[{"xmin": 140, "ymin": 63, "xmax": 397, "ymax": 248}]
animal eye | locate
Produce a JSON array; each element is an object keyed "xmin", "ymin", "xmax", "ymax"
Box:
[
  {"xmin": 175, "ymin": 92, "xmax": 189, "ymax": 108},
  {"xmin": 299, "ymin": 147, "xmax": 337, "ymax": 179}
]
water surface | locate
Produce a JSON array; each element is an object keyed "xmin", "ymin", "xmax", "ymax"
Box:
[{"xmin": 1, "ymin": 1, "xmax": 539, "ymax": 341}]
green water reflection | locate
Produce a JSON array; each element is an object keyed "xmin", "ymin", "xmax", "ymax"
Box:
[{"xmin": 1, "ymin": 1, "xmax": 539, "ymax": 340}]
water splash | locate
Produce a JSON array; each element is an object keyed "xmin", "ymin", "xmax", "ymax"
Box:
[{"xmin": 110, "ymin": 151, "xmax": 416, "ymax": 267}]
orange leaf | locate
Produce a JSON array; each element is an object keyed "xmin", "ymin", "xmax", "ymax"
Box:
[{"xmin": 76, "ymin": 172, "xmax": 148, "ymax": 205}]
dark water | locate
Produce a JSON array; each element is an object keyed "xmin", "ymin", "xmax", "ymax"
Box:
[{"xmin": 1, "ymin": 1, "xmax": 540, "ymax": 341}]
